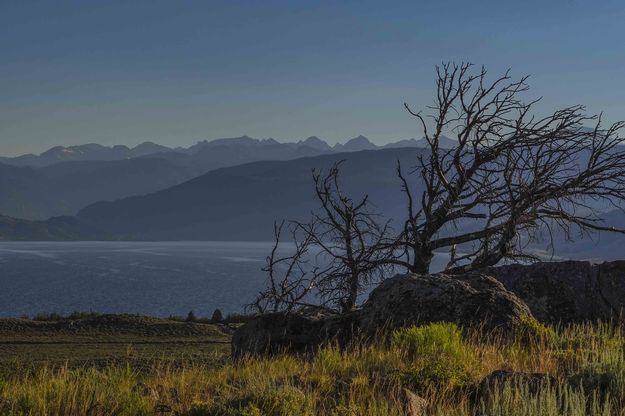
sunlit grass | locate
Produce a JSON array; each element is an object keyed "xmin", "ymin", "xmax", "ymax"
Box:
[{"xmin": 1, "ymin": 321, "xmax": 625, "ymax": 415}]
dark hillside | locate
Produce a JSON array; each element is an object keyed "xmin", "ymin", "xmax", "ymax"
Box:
[{"xmin": 77, "ymin": 148, "xmax": 424, "ymax": 240}]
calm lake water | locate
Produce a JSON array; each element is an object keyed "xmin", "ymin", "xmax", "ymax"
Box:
[{"xmin": 0, "ymin": 241, "xmax": 451, "ymax": 318}]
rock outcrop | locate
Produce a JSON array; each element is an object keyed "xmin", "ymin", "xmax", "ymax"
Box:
[
  {"xmin": 402, "ymin": 388, "xmax": 428, "ymax": 416},
  {"xmin": 490, "ymin": 260, "xmax": 625, "ymax": 324},
  {"xmin": 232, "ymin": 273, "xmax": 532, "ymax": 357},
  {"xmin": 231, "ymin": 309, "xmax": 359, "ymax": 357},
  {"xmin": 358, "ymin": 273, "xmax": 532, "ymax": 334}
]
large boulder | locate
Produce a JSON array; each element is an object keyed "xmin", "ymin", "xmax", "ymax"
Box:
[
  {"xmin": 231, "ymin": 309, "xmax": 358, "ymax": 358},
  {"xmin": 233, "ymin": 273, "xmax": 532, "ymax": 356},
  {"xmin": 358, "ymin": 273, "xmax": 532, "ymax": 333},
  {"xmin": 489, "ymin": 261, "xmax": 625, "ymax": 324}
]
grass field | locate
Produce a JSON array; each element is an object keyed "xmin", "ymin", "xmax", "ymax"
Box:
[
  {"xmin": 1, "ymin": 316, "xmax": 625, "ymax": 415},
  {"xmin": 0, "ymin": 314, "xmax": 231, "ymax": 376}
]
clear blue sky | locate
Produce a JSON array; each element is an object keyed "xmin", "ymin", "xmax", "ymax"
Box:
[{"xmin": 1, "ymin": 0, "xmax": 625, "ymax": 156}]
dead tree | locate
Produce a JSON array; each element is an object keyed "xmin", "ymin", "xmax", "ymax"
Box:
[
  {"xmin": 252, "ymin": 221, "xmax": 320, "ymax": 313},
  {"xmin": 254, "ymin": 62, "xmax": 625, "ymax": 313},
  {"xmin": 294, "ymin": 162, "xmax": 396, "ymax": 312},
  {"xmin": 254, "ymin": 162, "xmax": 396, "ymax": 314},
  {"xmin": 397, "ymin": 62, "xmax": 625, "ymax": 274}
]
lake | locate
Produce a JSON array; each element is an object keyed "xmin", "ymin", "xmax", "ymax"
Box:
[{"xmin": 0, "ymin": 241, "xmax": 451, "ymax": 318}]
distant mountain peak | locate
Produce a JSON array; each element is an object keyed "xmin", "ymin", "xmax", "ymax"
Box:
[
  {"xmin": 40, "ymin": 145, "xmax": 67, "ymax": 156},
  {"xmin": 299, "ymin": 136, "xmax": 331, "ymax": 151},
  {"xmin": 128, "ymin": 142, "xmax": 172, "ymax": 158},
  {"xmin": 335, "ymin": 135, "xmax": 377, "ymax": 152},
  {"xmin": 133, "ymin": 141, "xmax": 159, "ymax": 148},
  {"xmin": 263, "ymin": 138, "xmax": 280, "ymax": 145}
]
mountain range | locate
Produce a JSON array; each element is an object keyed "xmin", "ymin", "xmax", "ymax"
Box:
[
  {"xmin": 0, "ymin": 135, "xmax": 457, "ymax": 168},
  {"xmin": 0, "ymin": 136, "xmax": 456, "ymax": 220}
]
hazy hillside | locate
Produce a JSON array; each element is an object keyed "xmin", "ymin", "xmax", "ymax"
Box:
[
  {"xmin": 77, "ymin": 148, "xmax": 424, "ymax": 241},
  {"xmin": 0, "ymin": 215, "xmax": 106, "ymax": 241},
  {"xmin": 0, "ymin": 163, "xmax": 46, "ymax": 220},
  {"xmin": 0, "ymin": 158, "xmax": 199, "ymax": 219}
]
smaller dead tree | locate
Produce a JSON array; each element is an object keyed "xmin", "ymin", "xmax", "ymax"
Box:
[
  {"xmin": 252, "ymin": 221, "xmax": 320, "ymax": 313},
  {"xmin": 253, "ymin": 162, "xmax": 396, "ymax": 314},
  {"xmin": 294, "ymin": 162, "xmax": 396, "ymax": 312}
]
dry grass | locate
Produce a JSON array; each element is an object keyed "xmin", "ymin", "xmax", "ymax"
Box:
[
  {"xmin": 1, "ymin": 320, "xmax": 625, "ymax": 415},
  {"xmin": 0, "ymin": 314, "xmax": 231, "ymax": 376}
]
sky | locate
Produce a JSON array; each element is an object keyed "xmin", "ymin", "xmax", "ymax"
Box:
[{"xmin": 1, "ymin": 0, "xmax": 625, "ymax": 156}]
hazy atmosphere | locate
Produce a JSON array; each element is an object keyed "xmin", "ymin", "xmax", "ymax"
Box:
[{"xmin": 2, "ymin": 0, "xmax": 625, "ymax": 155}]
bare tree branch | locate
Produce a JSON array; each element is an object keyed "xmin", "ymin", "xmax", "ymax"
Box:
[{"xmin": 397, "ymin": 62, "xmax": 625, "ymax": 274}]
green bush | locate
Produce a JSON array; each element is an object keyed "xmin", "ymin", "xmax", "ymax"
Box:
[
  {"xmin": 391, "ymin": 323, "xmax": 473, "ymax": 392},
  {"xmin": 392, "ymin": 322, "xmax": 465, "ymax": 359},
  {"xmin": 400, "ymin": 359, "xmax": 471, "ymax": 393}
]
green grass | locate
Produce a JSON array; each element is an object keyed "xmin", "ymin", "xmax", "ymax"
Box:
[{"xmin": 2, "ymin": 318, "xmax": 625, "ymax": 415}]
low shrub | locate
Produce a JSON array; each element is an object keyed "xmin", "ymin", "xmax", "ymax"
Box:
[
  {"xmin": 392, "ymin": 322, "xmax": 466, "ymax": 358},
  {"xmin": 392, "ymin": 323, "xmax": 474, "ymax": 392}
]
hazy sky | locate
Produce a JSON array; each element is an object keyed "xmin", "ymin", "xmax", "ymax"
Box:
[{"xmin": 2, "ymin": 0, "xmax": 625, "ymax": 156}]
